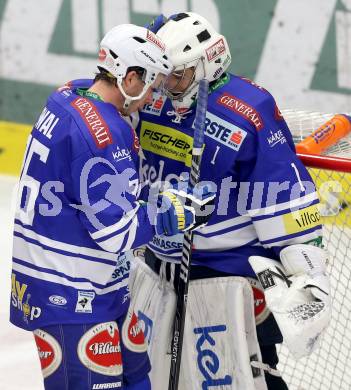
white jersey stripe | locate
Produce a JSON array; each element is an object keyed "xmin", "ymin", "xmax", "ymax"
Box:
[
  {"xmin": 194, "ymin": 223, "xmax": 257, "ymax": 251},
  {"xmin": 261, "ymin": 228, "xmax": 323, "ymax": 248},
  {"xmin": 13, "ymin": 236, "xmax": 116, "ymax": 286},
  {"xmin": 14, "ymin": 222, "xmax": 118, "ymax": 262},
  {"xmin": 248, "ymin": 192, "xmax": 318, "ymax": 217},
  {"xmin": 198, "ymin": 215, "xmax": 252, "ymax": 235},
  {"xmin": 12, "ymin": 261, "xmax": 128, "ymax": 295},
  {"xmin": 90, "ymin": 203, "xmax": 140, "ymax": 240}
]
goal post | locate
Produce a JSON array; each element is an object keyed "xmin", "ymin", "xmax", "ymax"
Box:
[{"xmin": 277, "ymin": 110, "xmax": 351, "ymax": 390}]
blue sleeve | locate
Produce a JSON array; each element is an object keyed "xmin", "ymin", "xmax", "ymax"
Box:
[
  {"xmin": 240, "ymin": 97, "xmax": 323, "ymax": 254},
  {"xmin": 70, "ymin": 135, "xmax": 156, "ymax": 254}
]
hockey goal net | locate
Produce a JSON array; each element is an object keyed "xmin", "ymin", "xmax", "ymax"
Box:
[{"xmin": 277, "ymin": 110, "xmax": 351, "ymax": 390}]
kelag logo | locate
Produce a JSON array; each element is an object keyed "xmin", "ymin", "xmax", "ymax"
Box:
[{"xmin": 194, "ymin": 325, "xmax": 232, "ymax": 388}]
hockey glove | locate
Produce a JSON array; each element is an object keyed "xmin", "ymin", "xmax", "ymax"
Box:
[
  {"xmin": 155, "ymin": 182, "xmax": 215, "ymax": 236},
  {"xmin": 249, "ymin": 244, "xmax": 331, "ymax": 359}
]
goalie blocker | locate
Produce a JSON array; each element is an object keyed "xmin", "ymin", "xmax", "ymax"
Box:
[
  {"xmin": 129, "ymin": 255, "xmax": 283, "ymax": 390},
  {"xmin": 249, "ymin": 244, "xmax": 331, "ymax": 359}
]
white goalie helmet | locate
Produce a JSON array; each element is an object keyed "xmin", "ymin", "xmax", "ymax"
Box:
[
  {"xmin": 97, "ymin": 24, "xmax": 173, "ymax": 108},
  {"xmin": 156, "ymin": 12, "xmax": 231, "ymax": 112}
]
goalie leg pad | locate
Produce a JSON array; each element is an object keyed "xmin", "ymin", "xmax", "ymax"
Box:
[
  {"xmin": 129, "ymin": 260, "xmax": 269, "ymax": 389},
  {"xmin": 128, "ymin": 257, "xmax": 176, "ymax": 390},
  {"xmin": 180, "ymin": 276, "xmax": 268, "ymax": 390}
]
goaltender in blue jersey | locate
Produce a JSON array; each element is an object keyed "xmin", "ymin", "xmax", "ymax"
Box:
[
  {"xmin": 139, "ymin": 72, "xmax": 322, "ymax": 274},
  {"xmin": 129, "ymin": 13, "xmax": 331, "ymax": 390}
]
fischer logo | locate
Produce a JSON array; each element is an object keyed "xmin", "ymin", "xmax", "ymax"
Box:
[
  {"xmin": 146, "ymin": 30, "xmax": 165, "ymax": 52},
  {"xmin": 206, "ymin": 38, "xmax": 226, "ymax": 62},
  {"xmin": 71, "ymin": 97, "xmax": 113, "ymax": 148},
  {"xmin": 202, "ymin": 112, "xmax": 247, "ymax": 151},
  {"xmin": 218, "ymin": 93, "xmax": 263, "ymax": 131},
  {"xmin": 140, "ymin": 122, "xmax": 193, "ymax": 166},
  {"xmin": 194, "ymin": 325, "xmax": 232, "ymax": 387}
]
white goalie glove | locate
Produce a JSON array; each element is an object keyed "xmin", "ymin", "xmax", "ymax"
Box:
[{"xmin": 249, "ymin": 244, "xmax": 331, "ymax": 359}]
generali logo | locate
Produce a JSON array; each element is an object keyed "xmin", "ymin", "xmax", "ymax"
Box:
[
  {"xmin": 206, "ymin": 38, "xmax": 226, "ymax": 62},
  {"xmin": 217, "ymin": 93, "xmax": 263, "ymax": 131},
  {"xmin": 71, "ymin": 97, "xmax": 113, "ymax": 148}
]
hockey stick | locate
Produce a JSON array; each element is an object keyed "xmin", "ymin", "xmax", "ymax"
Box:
[{"xmin": 168, "ymin": 78, "xmax": 209, "ymax": 390}]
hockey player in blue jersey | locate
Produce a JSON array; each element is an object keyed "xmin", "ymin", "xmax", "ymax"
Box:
[
  {"xmin": 10, "ymin": 24, "xmax": 214, "ymax": 390},
  {"xmin": 129, "ymin": 13, "xmax": 332, "ymax": 390}
]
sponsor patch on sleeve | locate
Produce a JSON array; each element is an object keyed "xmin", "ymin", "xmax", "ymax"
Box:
[{"xmin": 283, "ymin": 205, "xmax": 321, "ymax": 235}]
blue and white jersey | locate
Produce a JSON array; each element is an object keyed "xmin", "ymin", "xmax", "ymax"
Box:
[
  {"xmin": 137, "ymin": 73, "xmax": 322, "ymax": 277},
  {"xmin": 11, "ymin": 79, "xmax": 156, "ymax": 331}
]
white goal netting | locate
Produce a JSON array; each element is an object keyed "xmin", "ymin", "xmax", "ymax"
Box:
[{"xmin": 277, "ymin": 110, "xmax": 351, "ymax": 390}]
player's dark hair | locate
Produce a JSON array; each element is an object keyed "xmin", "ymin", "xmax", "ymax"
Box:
[{"xmin": 94, "ymin": 66, "xmax": 146, "ymax": 85}]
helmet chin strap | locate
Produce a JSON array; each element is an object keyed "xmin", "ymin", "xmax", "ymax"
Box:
[{"xmin": 117, "ymin": 77, "xmax": 150, "ymax": 112}]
